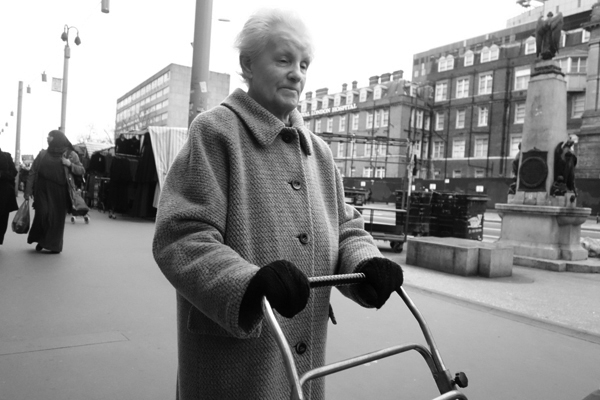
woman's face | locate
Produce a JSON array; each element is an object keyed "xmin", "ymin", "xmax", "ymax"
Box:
[
  {"xmin": 244, "ymin": 25, "xmax": 312, "ymax": 123},
  {"xmin": 47, "ymin": 135, "xmax": 54, "ymax": 145}
]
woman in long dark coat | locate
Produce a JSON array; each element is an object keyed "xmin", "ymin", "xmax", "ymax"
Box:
[
  {"xmin": 24, "ymin": 130, "xmax": 85, "ymax": 253},
  {"xmin": 0, "ymin": 148, "xmax": 18, "ymax": 245}
]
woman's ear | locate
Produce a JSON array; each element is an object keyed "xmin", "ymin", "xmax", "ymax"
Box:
[{"xmin": 240, "ymin": 55, "xmax": 252, "ymax": 81}]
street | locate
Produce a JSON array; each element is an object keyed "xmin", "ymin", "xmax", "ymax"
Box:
[{"xmin": 0, "ymin": 202, "xmax": 599, "ymax": 400}]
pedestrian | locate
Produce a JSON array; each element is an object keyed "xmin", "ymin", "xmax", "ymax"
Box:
[
  {"xmin": 24, "ymin": 130, "xmax": 85, "ymax": 253},
  {"xmin": 153, "ymin": 8, "xmax": 403, "ymax": 400},
  {"xmin": 0, "ymin": 148, "xmax": 18, "ymax": 245}
]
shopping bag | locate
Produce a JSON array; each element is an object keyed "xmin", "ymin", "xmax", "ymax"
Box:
[
  {"xmin": 70, "ymin": 188, "xmax": 90, "ymax": 215},
  {"xmin": 12, "ymin": 199, "xmax": 30, "ymax": 234}
]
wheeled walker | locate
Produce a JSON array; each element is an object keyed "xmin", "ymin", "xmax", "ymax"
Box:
[{"xmin": 262, "ymin": 273, "xmax": 469, "ymax": 400}]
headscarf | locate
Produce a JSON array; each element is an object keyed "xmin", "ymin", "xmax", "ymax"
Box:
[{"xmin": 47, "ymin": 130, "xmax": 74, "ymax": 155}]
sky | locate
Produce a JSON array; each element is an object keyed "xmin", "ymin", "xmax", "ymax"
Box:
[{"xmin": 0, "ymin": 0, "xmax": 531, "ymax": 161}]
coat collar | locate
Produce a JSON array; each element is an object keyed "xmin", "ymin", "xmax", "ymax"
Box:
[{"xmin": 222, "ymin": 89, "xmax": 312, "ymax": 156}]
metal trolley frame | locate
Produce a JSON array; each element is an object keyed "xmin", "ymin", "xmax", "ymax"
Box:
[{"xmin": 262, "ymin": 273, "xmax": 469, "ymax": 400}]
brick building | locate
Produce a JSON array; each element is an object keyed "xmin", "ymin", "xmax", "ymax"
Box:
[
  {"xmin": 412, "ymin": 0, "xmax": 596, "ymax": 180},
  {"xmin": 299, "ymin": 71, "xmax": 431, "ymax": 179}
]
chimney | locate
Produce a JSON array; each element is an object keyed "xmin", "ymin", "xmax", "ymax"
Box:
[
  {"xmin": 315, "ymin": 88, "xmax": 329, "ymax": 97},
  {"xmin": 380, "ymin": 73, "xmax": 391, "ymax": 83},
  {"xmin": 369, "ymin": 75, "xmax": 380, "ymax": 85},
  {"xmin": 342, "ymin": 83, "xmax": 348, "ymax": 91},
  {"xmin": 305, "ymin": 91, "xmax": 312, "ymax": 100},
  {"xmin": 352, "ymin": 80, "xmax": 358, "ymax": 90},
  {"xmin": 392, "ymin": 70, "xmax": 404, "ymax": 81}
]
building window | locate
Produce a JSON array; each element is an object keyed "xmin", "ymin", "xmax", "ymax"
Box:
[
  {"xmin": 438, "ymin": 55, "xmax": 454, "ymax": 72},
  {"xmin": 474, "ymin": 137, "xmax": 489, "ymax": 158},
  {"xmin": 438, "ymin": 56, "xmax": 446, "ymax": 72},
  {"xmin": 424, "ymin": 115, "xmax": 431, "ymax": 130},
  {"xmin": 376, "ymin": 142, "xmax": 387, "ymax": 156},
  {"xmin": 453, "ymin": 169, "xmax": 462, "ymax": 178},
  {"xmin": 366, "ymin": 112, "xmax": 374, "ymax": 129},
  {"xmin": 435, "ymin": 81, "xmax": 448, "ymax": 101},
  {"xmin": 315, "ymin": 119, "xmax": 322, "ymax": 133},
  {"xmin": 382, "ymin": 109, "xmax": 389, "ymax": 127},
  {"xmin": 322, "ymin": 96, "xmax": 329, "ymax": 109},
  {"xmin": 374, "ymin": 110, "xmax": 380, "ymax": 128},
  {"xmin": 572, "ymin": 94, "xmax": 585, "ymax": 118},
  {"xmin": 514, "ymin": 67, "xmax": 531, "ymax": 90},
  {"xmin": 490, "ymin": 45, "xmax": 499, "ymax": 61},
  {"xmin": 452, "ymin": 139, "xmax": 465, "ymax": 158},
  {"xmin": 339, "ymin": 115, "xmax": 347, "ymax": 131},
  {"xmin": 311, "ymin": 99, "xmax": 319, "ymax": 111},
  {"xmin": 415, "ymin": 110, "xmax": 424, "ymax": 129},
  {"xmin": 350, "ymin": 167, "xmax": 356, "ymax": 177},
  {"xmin": 456, "ymin": 78, "xmax": 469, "ymax": 99},
  {"xmin": 364, "ymin": 142, "xmax": 372, "ymax": 157},
  {"xmin": 433, "ymin": 141, "xmax": 445, "ymax": 159},
  {"xmin": 475, "ymin": 169, "xmax": 485, "ymax": 178},
  {"xmin": 435, "ymin": 112, "xmax": 445, "ymax": 131},
  {"xmin": 464, "ymin": 50, "xmax": 474, "ymax": 66},
  {"xmin": 456, "ymin": 109, "xmax": 466, "ymax": 129},
  {"xmin": 375, "ymin": 167, "xmax": 386, "ymax": 178},
  {"xmin": 445, "ymin": 55, "xmax": 454, "ymax": 70},
  {"xmin": 363, "ymin": 167, "xmax": 373, "ymax": 178},
  {"xmin": 510, "ymin": 135, "xmax": 522, "ymax": 157},
  {"xmin": 478, "ymin": 106, "xmax": 489, "ymax": 126},
  {"xmin": 326, "ymin": 117, "xmax": 333, "ymax": 133},
  {"xmin": 359, "ymin": 89, "xmax": 368, "ymax": 102},
  {"xmin": 421, "ymin": 63, "xmax": 426, "ymax": 75},
  {"xmin": 337, "ymin": 142, "xmax": 345, "ymax": 158},
  {"xmin": 478, "ymin": 73, "xmax": 493, "ymax": 95},
  {"xmin": 350, "ymin": 141, "xmax": 356, "ymax": 157},
  {"xmin": 525, "ymin": 37, "xmax": 536, "ymax": 55},
  {"xmin": 301, "ymin": 102, "xmax": 308, "ymax": 113},
  {"xmin": 346, "ymin": 91, "xmax": 354, "ymax": 105},
  {"xmin": 514, "ymin": 103, "xmax": 526, "ymax": 124},
  {"xmin": 583, "ymin": 29, "xmax": 591, "ymax": 43},
  {"xmin": 334, "ymin": 94, "xmax": 341, "ymax": 107},
  {"xmin": 352, "ymin": 113, "xmax": 359, "ymax": 130},
  {"xmin": 374, "ymin": 86, "xmax": 383, "ymax": 100},
  {"xmin": 481, "ymin": 46, "xmax": 491, "ymax": 63},
  {"xmin": 569, "ymin": 57, "xmax": 587, "ymax": 73}
]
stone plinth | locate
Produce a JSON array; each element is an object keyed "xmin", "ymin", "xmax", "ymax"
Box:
[
  {"xmin": 496, "ymin": 203, "xmax": 591, "ymax": 261},
  {"xmin": 406, "ymin": 237, "xmax": 513, "ymax": 278}
]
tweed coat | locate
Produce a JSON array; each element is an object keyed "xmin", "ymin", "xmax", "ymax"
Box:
[{"xmin": 153, "ymin": 89, "xmax": 383, "ymax": 400}]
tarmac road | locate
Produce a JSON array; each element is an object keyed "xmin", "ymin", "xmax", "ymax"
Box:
[{"xmin": 0, "ymin": 198, "xmax": 599, "ymax": 400}]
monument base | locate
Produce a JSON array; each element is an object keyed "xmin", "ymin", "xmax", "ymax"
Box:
[{"xmin": 495, "ymin": 202, "xmax": 591, "ymax": 261}]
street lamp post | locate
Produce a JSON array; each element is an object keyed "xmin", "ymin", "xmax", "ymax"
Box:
[
  {"xmin": 189, "ymin": 0, "xmax": 213, "ymax": 126},
  {"xmin": 60, "ymin": 25, "xmax": 81, "ymax": 134}
]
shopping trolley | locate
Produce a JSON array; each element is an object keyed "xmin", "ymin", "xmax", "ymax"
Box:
[{"xmin": 262, "ymin": 273, "xmax": 469, "ymax": 400}]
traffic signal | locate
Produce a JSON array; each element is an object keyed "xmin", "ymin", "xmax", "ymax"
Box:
[{"xmin": 101, "ymin": 0, "xmax": 109, "ymax": 13}]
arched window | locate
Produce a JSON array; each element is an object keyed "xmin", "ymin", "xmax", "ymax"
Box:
[
  {"xmin": 464, "ymin": 50, "xmax": 474, "ymax": 66},
  {"xmin": 481, "ymin": 46, "xmax": 491, "ymax": 63},
  {"xmin": 525, "ymin": 37, "xmax": 536, "ymax": 55},
  {"xmin": 490, "ymin": 45, "xmax": 500, "ymax": 61},
  {"xmin": 445, "ymin": 55, "xmax": 455, "ymax": 70},
  {"xmin": 437, "ymin": 56, "xmax": 447, "ymax": 72}
]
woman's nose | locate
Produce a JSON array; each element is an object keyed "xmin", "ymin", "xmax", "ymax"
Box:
[{"xmin": 288, "ymin": 64, "xmax": 303, "ymax": 82}]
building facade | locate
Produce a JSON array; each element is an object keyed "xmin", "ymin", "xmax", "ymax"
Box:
[
  {"xmin": 299, "ymin": 71, "xmax": 431, "ymax": 179},
  {"xmin": 412, "ymin": 4, "xmax": 594, "ymax": 180},
  {"xmin": 115, "ymin": 63, "xmax": 229, "ymax": 134}
]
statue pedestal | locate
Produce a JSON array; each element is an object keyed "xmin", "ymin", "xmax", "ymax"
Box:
[{"xmin": 495, "ymin": 203, "xmax": 590, "ymax": 261}]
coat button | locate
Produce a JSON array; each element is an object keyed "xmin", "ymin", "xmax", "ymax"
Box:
[
  {"xmin": 294, "ymin": 341, "xmax": 307, "ymax": 355},
  {"xmin": 291, "ymin": 180, "xmax": 301, "ymax": 190},
  {"xmin": 281, "ymin": 131, "xmax": 294, "ymax": 143},
  {"xmin": 299, "ymin": 234, "xmax": 309, "ymax": 244}
]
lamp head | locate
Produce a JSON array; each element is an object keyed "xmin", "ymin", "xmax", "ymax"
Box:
[
  {"xmin": 74, "ymin": 35, "xmax": 81, "ymax": 45},
  {"xmin": 61, "ymin": 31, "xmax": 68, "ymax": 41}
]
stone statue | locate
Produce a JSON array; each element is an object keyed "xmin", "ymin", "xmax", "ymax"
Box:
[
  {"xmin": 536, "ymin": 12, "xmax": 564, "ymax": 60},
  {"xmin": 554, "ymin": 139, "xmax": 577, "ymax": 195}
]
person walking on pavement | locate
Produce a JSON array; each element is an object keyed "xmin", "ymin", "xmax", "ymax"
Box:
[
  {"xmin": 0, "ymin": 148, "xmax": 18, "ymax": 245},
  {"xmin": 152, "ymin": 8, "xmax": 404, "ymax": 400},
  {"xmin": 24, "ymin": 130, "xmax": 85, "ymax": 253}
]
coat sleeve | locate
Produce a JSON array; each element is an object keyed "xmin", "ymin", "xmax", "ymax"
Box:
[
  {"xmin": 25, "ymin": 151, "xmax": 43, "ymax": 198},
  {"xmin": 152, "ymin": 116, "xmax": 260, "ymax": 339},
  {"xmin": 0, "ymin": 152, "xmax": 17, "ymax": 182},
  {"xmin": 68, "ymin": 151, "xmax": 85, "ymax": 176}
]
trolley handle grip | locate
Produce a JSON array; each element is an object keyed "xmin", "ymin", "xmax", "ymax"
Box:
[{"xmin": 308, "ymin": 273, "xmax": 366, "ymax": 288}]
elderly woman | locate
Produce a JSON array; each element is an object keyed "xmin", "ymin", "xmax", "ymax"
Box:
[
  {"xmin": 25, "ymin": 130, "xmax": 85, "ymax": 253},
  {"xmin": 153, "ymin": 9, "xmax": 403, "ymax": 400}
]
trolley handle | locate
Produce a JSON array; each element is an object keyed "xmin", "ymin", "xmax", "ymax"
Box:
[{"xmin": 308, "ymin": 273, "xmax": 366, "ymax": 288}]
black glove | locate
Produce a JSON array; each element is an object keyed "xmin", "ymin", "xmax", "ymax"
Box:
[
  {"xmin": 239, "ymin": 260, "xmax": 310, "ymax": 329},
  {"xmin": 356, "ymin": 257, "xmax": 403, "ymax": 309}
]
